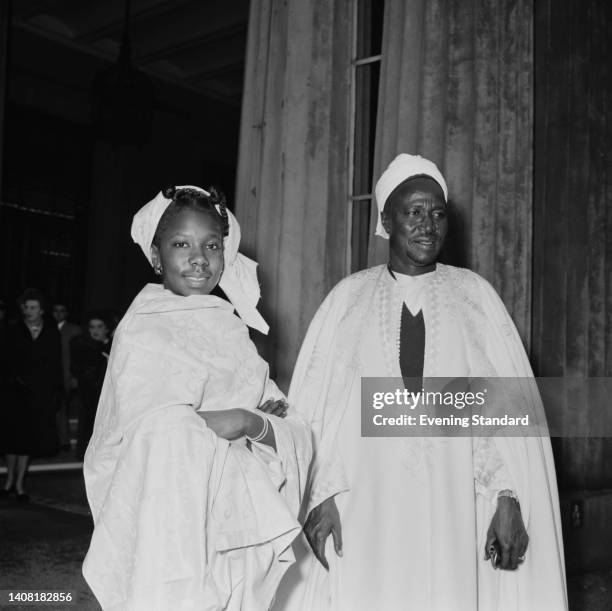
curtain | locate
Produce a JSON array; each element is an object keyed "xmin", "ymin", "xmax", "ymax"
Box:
[
  {"xmin": 533, "ymin": 0, "xmax": 612, "ymax": 490},
  {"xmin": 234, "ymin": 0, "xmax": 352, "ymax": 389},
  {"xmin": 367, "ymin": 0, "xmax": 533, "ymax": 346}
]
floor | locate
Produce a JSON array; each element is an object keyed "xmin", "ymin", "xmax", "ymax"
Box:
[
  {"xmin": 1, "ymin": 468, "xmax": 611, "ymax": 611},
  {"xmin": 0, "ymin": 470, "xmax": 99, "ymax": 610}
]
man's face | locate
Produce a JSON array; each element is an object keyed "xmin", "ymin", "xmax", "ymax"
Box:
[
  {"xmin": 22, "ymin": 300, "xmax": 44, "ymax": 324},
  {"xmin": 53, "ymin": 305, "xmax": 68, "ymax": 322},
  {"xmin": 381, "ymin": 176, "xmax": 448, "ymax": 274}
]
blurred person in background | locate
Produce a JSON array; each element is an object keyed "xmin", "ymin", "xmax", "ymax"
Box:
[
  {"xmin": 52, "ymin": 302, "xmax": 81, "ymax": 451},
  {"xmin": 71, "ymin": 312, "xmax": 111, "ymax": 460},
  {"xmin": 1, "ymin": 289, "xmax": 62, "ymax": 501}
]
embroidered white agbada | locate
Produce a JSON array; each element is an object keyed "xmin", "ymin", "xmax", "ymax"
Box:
[
  {"xmin": 275, "ymin": 264, "xmax": 567, "ymax": 611},
  {"xmin": 83, "ymin": 284, "xmax": 312, "ymax": 610}
]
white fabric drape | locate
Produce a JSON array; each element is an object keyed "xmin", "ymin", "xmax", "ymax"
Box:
[{"xmin": 234, "ymin": 0, "xmax": 352, "ymax": 389}]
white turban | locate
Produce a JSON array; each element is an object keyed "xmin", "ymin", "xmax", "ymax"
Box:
[
  {"xmin": 131, "ymin": 185, "xmax": 269, "ymax": 335},
  {"xmin": 374, "ymin": 153, "xmax": 448, "ymax": 239}
]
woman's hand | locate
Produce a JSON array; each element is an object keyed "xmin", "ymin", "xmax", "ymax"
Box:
[
  {"xmin": 304, "ymin": 496, "xmax": 343, "ymax": 570},
  {"xmin": 485, "ymin": 496, "xmax": 529, "ymax": 570},
  {"xmin": 198, "ymin": 409, "xmax": 276, "ymax": 450},
  {"xmin": 258, "ymin": 398, "xmax": 289, "ymax": 418},
  {"xmin": 198, "ymin": 408, "xmax": 252, "ymax": 440}
]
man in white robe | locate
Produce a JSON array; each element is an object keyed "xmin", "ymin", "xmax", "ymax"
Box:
[{"xmin": 276, "ymin": 155, "xmax": 567, "ymax": 611}]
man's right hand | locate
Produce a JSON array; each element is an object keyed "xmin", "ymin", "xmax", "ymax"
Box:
[{"xmin": 304, "ymin": 496, "xmax": 343, "ymax": 570}]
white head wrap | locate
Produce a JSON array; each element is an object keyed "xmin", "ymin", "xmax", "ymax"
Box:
[
  {"xmin": 374, "ymin": 153, "xmax": 448, "ymax": 239},
  {"xmin": 131, "ymin": 185, "xmax": 269, "ymax": 335}
]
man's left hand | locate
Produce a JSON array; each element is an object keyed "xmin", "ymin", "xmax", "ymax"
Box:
[
  {"xmin": 485, "ymin": 496, "xmax": 529, "ymax": 570},
  {"xmin": 258, "ymin": 398, "xmax": 288, "ymax": 418}
]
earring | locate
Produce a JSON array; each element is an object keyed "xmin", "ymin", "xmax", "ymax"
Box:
[{"xmin": 154, "ymin": 264, "xmax": 163, "ymax": 276}]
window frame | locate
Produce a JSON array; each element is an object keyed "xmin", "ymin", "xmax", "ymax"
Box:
[{"xmin": 347, "ymin": 0, "xmax": 384, "ymax": 273}]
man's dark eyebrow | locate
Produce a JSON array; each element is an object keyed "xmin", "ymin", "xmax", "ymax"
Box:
[{"xmin": 404, "ymin": 196, "xmax": 445, "ymax": 205}]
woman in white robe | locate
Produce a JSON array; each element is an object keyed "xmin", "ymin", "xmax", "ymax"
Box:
[{"xmin": 83, "ymin": 186, "xmax": 311, "ymax": 611}]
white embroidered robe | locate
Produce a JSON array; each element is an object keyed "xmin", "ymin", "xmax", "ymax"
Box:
[
  {"xmin": 83, "ymin": 284, "xmax": 312, "ymax": 611},
  {"xmin": 275, "ymin": 264, "xmax": 567, "ymax": 611}
]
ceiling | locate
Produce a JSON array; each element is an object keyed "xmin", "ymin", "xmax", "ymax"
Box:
[{"xmin": 11, "ymin": 0, "xmax": 250, "ymax": 106}]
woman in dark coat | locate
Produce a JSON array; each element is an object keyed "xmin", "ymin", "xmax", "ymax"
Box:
[
  {"xmin": 71, "ymin": 312, "xmax": 111, "ymax": 460},
  {"xmin": 1, "ymin": 289, "xmax": 62, "ymax": 501}
]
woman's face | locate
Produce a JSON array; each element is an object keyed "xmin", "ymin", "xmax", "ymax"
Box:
[
  {"xmin": 88, "ymin": 318, "xmax": 109, "ymax": 342},
  {"xmin": 151, "ymin": 209, "xmax": 224, "ymax": 296},
  {"xmin": 22, "ymin": 299, "xmax": 43, "ymax": 324}
]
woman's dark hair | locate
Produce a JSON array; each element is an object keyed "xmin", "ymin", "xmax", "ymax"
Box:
[
  {"xmin": 84, "ymin": 310, "xmax": 111, "ymax": 329},
  {"xmin": 152, "ymin": 186, "xmax": 229, "ymax": 247},
  {"xmin": 17, "ymin": 288, "xmax": 47, "ymax": 310}
]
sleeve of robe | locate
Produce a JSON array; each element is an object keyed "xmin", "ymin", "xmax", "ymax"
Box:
[
  {"xmin": 287, "ymin": 281, "xmax": 356, "ymax": 517},
  {"xmin": 473, "ymin": 436, "xmax": 516, "ymax": 503},
  {"xmin": 473, "ymin": 276, "xmax": 568, "ymax": 611},
  {"xmin": 247, "ymin": 375, "xmax": 314, "ymax": 525}
]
